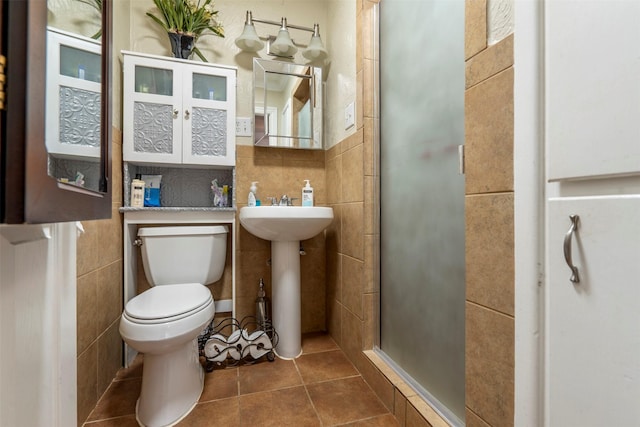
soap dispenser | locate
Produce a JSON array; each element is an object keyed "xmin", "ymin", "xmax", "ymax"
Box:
[
  {"xmin": 302, "ymin": 179, "xmax": 314, "ymax": 206},
  {"xmin": 248, "ymin": 181, "xmax": 258, "ymax": 207}
]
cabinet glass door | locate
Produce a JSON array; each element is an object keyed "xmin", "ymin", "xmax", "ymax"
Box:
[
  {"xmin": 192, "ymin": 73, "xmax": 227, "ymax": 101},
  {"xmin": 59, "ymin": 45, "xmax": 100, "ymax": 83},
  {"xmin": 123, "ymin": 58, "xmax": 182, "ymax": 164},
  {"xmin": 46, "ymin": 29, "xmax": 102, "ymax": 164},
  {"xmin": 134, "ymin": 65, "xmax": 173, "ymax": 96},
  {"xmin": 183, "ymin": 66, "xmax": 235, "ymax": 166}
]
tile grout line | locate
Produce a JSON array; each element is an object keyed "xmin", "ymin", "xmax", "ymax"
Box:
[{"xmin": 293, "ymin": 357, "xmax": 326, "ymax": 426}]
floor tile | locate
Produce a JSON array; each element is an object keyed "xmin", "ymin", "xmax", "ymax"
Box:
[
  {"xmin": 239, "ymin": 386, "xmax": 321, "ymax": 426},
  {"xmin": 296, "ymin": 349, "xmax": 359, "ymax": 384},
  {"xmin": 338, "ymin": 413, "xmax": 402, "ymax": 426},
  {"xmin": 83, "ymin": 414, "xmax": 139, "ymax": 426},
  {"xmin": 87, "ymin": 378, "xmax": 141, "ymax": 421},
  {"xmin": 307, "ymin": 377, "xmax": 388, "ymax": 426},
  {"xmin": 83, "ymin": 333, "xmax": 400, "ymax": 427},
  {"xmin": 200, "ymin": 367, "xmax": 239, "ymax": 402},
  {"xmin": 239, "ymin": 357, "xmax": 302, "ymax": 395},
  {"xmin": 177, "ymin": 397, "xmax": 240, "ymax": 427},
  {"xmin": 302, "ymin": 331, "xmax": 340, "ymax": 354}
]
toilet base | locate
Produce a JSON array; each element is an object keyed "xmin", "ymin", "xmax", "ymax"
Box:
[{"xmin": 136, "ymin": 339, "xmax": 204, "ymax": 427}]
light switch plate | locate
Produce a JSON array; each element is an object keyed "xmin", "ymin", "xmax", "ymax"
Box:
[
  {"xmin": 236, "ymin": 117, "xmax": 252, "ymax": 136},
  {"xmin": 344, "ymin": 102, "xmax": 355, "ymax": 130}
]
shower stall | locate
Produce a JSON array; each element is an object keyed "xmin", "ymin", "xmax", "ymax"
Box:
[{"xmin": 376, "ymin": 0, "xmax": 466, "ymax": 424}]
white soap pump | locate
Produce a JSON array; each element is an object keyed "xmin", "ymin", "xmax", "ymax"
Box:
[
  {"xmin": 302, "ymin": 179, "xmax": 314, "ymax": 206},
  {"xmin": 248, "ymin": 181, "xmax": 258, "ymax": 207}
]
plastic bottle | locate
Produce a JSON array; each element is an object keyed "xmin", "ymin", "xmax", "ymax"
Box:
[
  {"xmin": 302, "ymin": 179, "xmax": 314, "ymax": 206},
  {"xmin": 130, "ymin": 178, "xmax": 145, "ymax": 208},
  {"xmin": 248, "ymin": 181, "xmax": 258, "ymax": 207},
  {"xmin": 255, "ymin": 278, "xmax": 271, "ymax": 331}
]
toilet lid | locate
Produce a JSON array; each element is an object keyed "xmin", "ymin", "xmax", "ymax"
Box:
[{"xmin": 125, "ymin": 283, "xmax": 212, "ymax": 321}]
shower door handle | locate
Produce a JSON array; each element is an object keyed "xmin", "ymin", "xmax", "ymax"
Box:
[{"xmin": 563, "ymin": 214, "xmax": 580, "ymax": 283}]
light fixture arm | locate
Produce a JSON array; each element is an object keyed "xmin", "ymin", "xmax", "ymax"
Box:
[{"xmin": 251, "ymin": 17, "xmax": 316, "ymax": 34}]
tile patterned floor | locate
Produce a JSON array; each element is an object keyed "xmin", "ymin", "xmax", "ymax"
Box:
[{"xmin": 82, "ymin": 333, "xmax": 400, "ymax": 427}]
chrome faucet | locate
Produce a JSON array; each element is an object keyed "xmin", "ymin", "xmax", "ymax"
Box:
[{"xmin": 266, "ymin": 195, "xmax": 298, "ymax": 206}]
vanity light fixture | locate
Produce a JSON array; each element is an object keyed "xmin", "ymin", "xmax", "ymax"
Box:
[{"xmin": 234, "ymin": 11, "xmax": 328, "ymax": 60}]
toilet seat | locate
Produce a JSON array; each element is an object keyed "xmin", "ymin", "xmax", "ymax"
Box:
[{"xmin": 125, "ymin": 283, "xmax": 213, "ymax": 324}]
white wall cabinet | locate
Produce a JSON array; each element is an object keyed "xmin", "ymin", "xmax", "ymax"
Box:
[
  {"xmin": 122, "ymin": 51, "xmax": 236, "ymax": 167},
  {"xmin": 46, "ymin": 28, "xmax": 102, "ymax": 161},
  {"xmin": 545, "ymin": 1, "xmax": 640, "ymax": 181},
  {"xmin": 542, "ymin": 2, "xmax": 640, "ymax": 426},
  {"xmin": 546, "ymin": 196, "xmax": 640, "ymax": 426}
]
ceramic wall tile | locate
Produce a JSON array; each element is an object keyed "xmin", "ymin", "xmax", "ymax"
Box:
[
  {"xmin": 342, "ymin": 255, "xmax": 364, "ymax": 319},
  {"xmin": 465, "ymin": 0, "xmax": 488, "ymax": 60},
  {"xmin": 465, "ymin": 302, "xmax": 514, "ymax": 427},
  {"xmin": 466, "ymin": 34, "xmax": 513, "ymax": 89},
  {"xmin": 342, "ymin": 202, "xmax": 364, "ymax": 260},
  {"xmin": 465, "ymin": 193, "xmax": 515, "ymax": 316},
  {"xmin": 343, "ymin": 144, "xmax": 364, "ymax": 203},
  {"xmin": 465, "ymin": 68, "xmax": 514, "ymax": 194},
  {"xmin": 77, "ymin": 272, "xmax": 98, "ymax": 355}
]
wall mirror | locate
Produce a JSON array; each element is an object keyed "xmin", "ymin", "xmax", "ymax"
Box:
[
  {"xmin": 1, "ymin": 0, "xmax": 112, "ymax": 223},
  {"xmin": 46, "ymin": 0, "xmax": 104, "ymax": 193},
  {"xmin": 253, "ymin": 58, "xmax": 322, "ymax": 149}
]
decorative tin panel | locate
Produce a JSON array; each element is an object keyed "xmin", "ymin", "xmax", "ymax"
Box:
[
  {"xmin": 191, "ymin": 107, "xmax": 227, "ymax": 157},
  {"xmin": 133, "ymin": 101, "xmax": 174, "ymax": 154},
  {"xmin": 59, "ymin": 86, "xmax": 101, "ymax": 147}
]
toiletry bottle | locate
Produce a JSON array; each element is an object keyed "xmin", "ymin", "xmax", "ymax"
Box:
[
  {"xmin": 131, "ymin": 178, "xmax": 145, "ymax": 208},
  {"xmin": 255, "ymin": 278, "xmax": 271, "ymax": 331},
  {"xmin": 302, "ymin": 179, "xmax": 314, "ymax": 206},
  {"xmin": 248, "ymin": 181, "xmax": 258, "ymax": 207}
]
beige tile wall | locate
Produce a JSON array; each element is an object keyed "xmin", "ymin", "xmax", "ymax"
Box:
[
  {"xmin": 464, "ymin": 5, "xmax": 515, "ymax": 426},
  {"xmin": 76, "ymin": 127, "xmax": 124, "ymax": 425}
]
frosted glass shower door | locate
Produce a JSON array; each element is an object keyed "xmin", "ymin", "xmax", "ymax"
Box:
[{"xmin": 379, "ymin": 0, "xmax": 465, "ymax": 423}]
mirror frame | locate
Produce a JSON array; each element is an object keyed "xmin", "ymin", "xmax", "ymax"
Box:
[
  {"xmin": 253, "ymin": 58, "xmax": 323, "ymax": 150},
  {"xmin": 1, "ymin": 0, "xmax": 112, "ymax": 224}
]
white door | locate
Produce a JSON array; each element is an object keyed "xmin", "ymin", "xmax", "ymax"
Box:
[
  {"xmin": 544, "ymin": 1, "xmax": 640, "ymax": 426},
  {"xmin": 546, "ymin": 196, "xmax": 640, "ymax": 426}
]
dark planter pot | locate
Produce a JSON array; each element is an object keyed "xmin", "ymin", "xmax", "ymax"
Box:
[{"xmin": 167, "ymin": 32, "xmax": 195, "ymax": 59}]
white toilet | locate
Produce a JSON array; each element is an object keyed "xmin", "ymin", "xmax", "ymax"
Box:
[{"xmin": 119, "ymin": 225, "xmax": 228, "ymax": 427}]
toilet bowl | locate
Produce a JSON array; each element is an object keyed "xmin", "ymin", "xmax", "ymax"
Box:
[{"xmin": 119, "ymin": 225, "xmax": 228, "ymax": 427}]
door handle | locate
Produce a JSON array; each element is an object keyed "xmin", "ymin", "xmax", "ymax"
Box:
[{"xmin": 563, "ymin": 214, "xmax": 580, "ymax": 283}]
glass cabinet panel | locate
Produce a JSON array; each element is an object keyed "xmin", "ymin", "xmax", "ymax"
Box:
[
  {"xmin": 192, "ymin": 73, "xmax": 227, "ymax": 101},
  {"xmin": 134, "ymin": 65, "xmax": 173, "ymax": 96},
  {"xmin": 59, "ymin": 45, "xmax": 101, "ymax": 83}
]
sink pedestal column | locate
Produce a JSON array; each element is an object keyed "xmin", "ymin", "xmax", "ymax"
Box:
[{"xmin": 271, "ymin": 240, "xmax": 302, "ymax": 359}]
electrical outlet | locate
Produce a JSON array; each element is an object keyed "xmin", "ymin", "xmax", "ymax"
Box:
[
  {"xmin": 344, "ymin": 102, "xmax": 355, "ymax": 130},
  {"xmin": 235, "ymin": 117, "xmax": 252, "ymax": 136}
]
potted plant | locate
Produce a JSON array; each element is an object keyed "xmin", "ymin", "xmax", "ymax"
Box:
[{"xmin": 146, "ymin": 0, "xmax": 224, "ymax": 61}]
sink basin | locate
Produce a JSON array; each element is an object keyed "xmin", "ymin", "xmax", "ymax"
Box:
[
  {"xmin": 239, "ymin": 205, "xmax": 334, "ymax": 359},
  {"xmin": 239, "ymin": 206, "xmax": 334, "ymax": 242}
]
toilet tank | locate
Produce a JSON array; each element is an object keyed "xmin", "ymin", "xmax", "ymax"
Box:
[{"xmin": 137, "ymin": 225, "xmax": 228, "ymax": 286}]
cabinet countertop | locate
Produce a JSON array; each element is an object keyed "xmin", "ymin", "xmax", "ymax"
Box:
[{"xmin": 119, "ymin": 206, "xmax": 236, "ymax": 213}]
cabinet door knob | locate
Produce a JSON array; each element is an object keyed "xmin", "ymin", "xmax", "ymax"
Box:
[
  {"xmin": 173, "ymin": 109, "xmax": 179, "ymax": 118},
  {"xmin": 184, "ymin": 109, "xmax": 190, "ymax": 119}
]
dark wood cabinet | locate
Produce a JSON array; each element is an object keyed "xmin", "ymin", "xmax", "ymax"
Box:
[{"xmin": 0, "ymin": 0, "xmax": 112, "ymax": 224}]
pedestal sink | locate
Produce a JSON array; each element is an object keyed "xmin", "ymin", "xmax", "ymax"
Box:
[{"xmin": 239, "ymin": 206, "xmax": 333, "ymax": 359}]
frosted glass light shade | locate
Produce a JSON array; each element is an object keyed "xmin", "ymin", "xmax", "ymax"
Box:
[
  {"xmin": 235, "ymin": 24, "xmax": 264, "ymax": 52},
  {"xmin": 302, "ymin": 35, "xmax": 327, "ymax": 60},
  {"xmin": 270, "ymin": 29, "xmax": 297, "ymax": 57}
]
